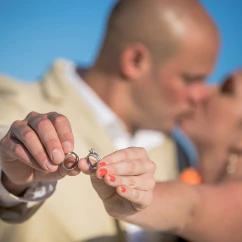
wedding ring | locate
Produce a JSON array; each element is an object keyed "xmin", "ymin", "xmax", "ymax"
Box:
[
  {"xmin": 62, "ymin": 152, "xmax": 79, "ymax": 171},
  {"xmin": 86, "ymin": 148, "xmax": 101, "ymax": 169}
]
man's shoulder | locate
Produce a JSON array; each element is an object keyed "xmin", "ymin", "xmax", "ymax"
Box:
[
  {"xmin": 0, "ymin": 74, "xmax": 24, "ymax": 90},
  {"xmin": 0, "ymin": 74, "xmax": 40, "ymax": 97}
]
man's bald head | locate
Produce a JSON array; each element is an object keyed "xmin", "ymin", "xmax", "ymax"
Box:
[
  {"xmin": 97, "ymin": 0, "xmax": 219, "ymax": 67},
  {"xmin": 87, "ymin": 0, "xmax": 220, "ymax": 133}
]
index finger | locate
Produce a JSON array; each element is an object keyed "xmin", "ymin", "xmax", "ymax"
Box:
[
  {"xmin": 97, "ymin": 147, "xmax": 148, "ymax": 167},
  {"xmin": 47, "ymin": 112, "xmax": 74, "ymax": 154}
]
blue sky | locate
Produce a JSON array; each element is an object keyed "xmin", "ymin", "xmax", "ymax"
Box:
[{"xmin": 0, "ymin": 0, "xmax": 241, "ymax": 83}]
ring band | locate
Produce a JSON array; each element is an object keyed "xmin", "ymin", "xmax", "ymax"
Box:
[
  {"xmin": 86, "ymin": 148, "xmax": 101, "ymax": 169},
  {"xmin": 62, "ymin": 152, "xmax": 79, "ymax": 171}
]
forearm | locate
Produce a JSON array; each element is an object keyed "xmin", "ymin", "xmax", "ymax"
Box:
[
  {"xmin": 123, "ymin": 181, "xmax": 200, "ymax": 233},
  {"xmin": 180, "ymin": 181, "xmax": 242, "ymax": 242},
  {"xmin": 123, "ymin": 181, "xmax": 242, "ymax": 242}
]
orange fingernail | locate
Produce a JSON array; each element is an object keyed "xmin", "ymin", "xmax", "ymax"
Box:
[
  {"xmin": 109, "ymin": 175, "xmax": 115, "ymax": 182},
  {"xmin": 99, "ymin": 162, "xmax": 106, "ymax": 167},
  {"xmin": 100, "ymin": 168, "xmax": 107, "ymax": 177},
  {"xmin": 121, "ymin": 186, "xmax": 126, "ymax": 193}
]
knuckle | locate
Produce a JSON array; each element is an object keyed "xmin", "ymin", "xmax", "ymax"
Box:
[
  {"xmin": 0, "ymin": 136, "xmax": 10, "ymax": 156},
  {"xmin": 36, "ymin": 119, "xmax": 51, "ymax": 131},
  {"xmin": 58, "ymin": 132, "xmax": 73, "ymax": 142},
  {"xmin": 127, "ymin": 177, "xmax": 136, "ymax": 188},
  {"xmin": 48, "ymin": 111, "xmax": 59, "ymax": 117},
  {"xmin": 22, "ymin": 129, "xmax": 34, "ymax": 140},
  {"xmin": 47, "ymin": 112, "xmax": 60, "ymax": 121},
  {"xmin": 34, "ymin": 149, "xmax": 47, "ymax": 165},
  {"xmin": 45, "ymin": 138, "xmax": 60, "ymax": 149},
  {"xmin": 128, "ymin": 160, "xmax": 136, "ymax": 174},
  {"xmin": 149, "ymin": 160, "xmax": 156, "ymax": 173},
  {"xmin": 26, "ymin": 111, "xmax": 39, "ymax": 119},
  {"xmin": 133, "ymin": 189, "xmax": 141, "ymax": 201},
  {"xmin": 110, "ymin": 165, "xmax": 118, "ymax": 175},
  {"xmin": 11, "ymin": 120, "xmax": 22, "ymax": 129},
  {"xmin": 136, "ymin": 147, "xmax": 147, "ymax": 156},
  {"xmin": 121, "ymin": 148, "xmax": 130, "ymax": 160},
  {"xmin": 51, "ymin": 114, "xmax": 67, "ymax": 126},
  {"xmin": 0, "ymin": 136, "xmax": 8, "ymax": 147},
  {"xmin": 13, "ymin": 144, "xmax": 24, "ymax": 157}
]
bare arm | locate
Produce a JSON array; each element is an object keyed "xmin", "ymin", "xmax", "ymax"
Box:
[
  {"xmin": 123, "ymin": 181, "xmax": 199, "ymax": 233},
  {"xmin": 181, "ymin": 181, "xmax": 242, "ymax": 242},
  {"xmin": 123, "ymin": 181, "xmax": 242, "ymax": 242}
]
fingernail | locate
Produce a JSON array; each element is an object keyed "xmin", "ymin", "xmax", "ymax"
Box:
[
  {"xmin": 46, "ymin": 160, "xmax": 57, "ymax": 171},
  {"xmin": 99, "ymin": 162, "xmax": 106, "ymax": 167},
  {"xmin": 109, "ymin": 175, "xmax": 115, "ymax": 182},
  {"xmin": 121, "ymin": 186, "xmax": 126, "ymax": 193},
  {"xmin": 52, "ymin": 149, "xmax": 63, "ymax": 164},
  {"xmin": 63, "ymin": 141, "xmax": 72, "ymax": 153},
  {"xmin": 100, "ymin": 168, "xmax": 107, "ymax": 177}
]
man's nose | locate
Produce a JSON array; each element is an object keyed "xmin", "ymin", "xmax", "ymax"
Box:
[{"xmin": 188, "ymin": 84, "xmax": 216, "ymax": 105}]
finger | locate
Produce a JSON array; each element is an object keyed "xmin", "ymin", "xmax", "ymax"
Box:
[
  {"xmin": 103, "ymin": 173, "xmax": 156, "ymax": 190},
  {"xmin": 78, "ymin": 158, "xmax": 97, "ymax": 175},
  {"xmin": 27, "ymin": 115, "xmax": 65, "ymax": 165},
  {"xmin": 1, "ymin": 134, "xmax": 55, "ymax": 172},
  {"xmin": 27, "ymin": 162, "xmax": 81, "ymax": 183},
  {"xmin": 57, "ymin": 162, "xmax": 81, "ymax": 179},
  {"xmin": 36, "ymin": 157, "xmax": 82, "ymax": 182},
  {"xmin": 98, "ymin": 147, "xmax": 148, "ymax": 166},
  {"xmin": 96, "ymin": 159, "xmax": 156, "ymax": 177},
  {"xmin": 47, "ymin": 112, "xmax": 74, "ymax": 154},
  {"xmin": 116, "ymin": 186, "xmax": 153, "ymax": 210},
  {"xmin": 11, "ymin": 122, "xmax": 57, "ymax": 171}
]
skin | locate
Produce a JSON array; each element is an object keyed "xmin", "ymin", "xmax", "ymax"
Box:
[
  {"xmin": 181, "ymin": 70, "xmax": 242, "ymax": 183},
  {"xmin": 119, "ymin": 72, "xmax": 242, "ymax": 242},
  {"xmin": 84, "ymin": 0, "xmax": 220, "ymax": 133},
  {"xmin": 79, "ymin": 147, "xmax": 156, "ymax": 217},
  {"xmin": 0, "ymin": 0, "xmax": 228, "ymax": 226},
  {"xmin": 122, "ymin": 181, "xmax": 242, "ymax": 242},
  {"xmin": 1, "ymin": 1, "xmax": 242, "ymax": 240}
]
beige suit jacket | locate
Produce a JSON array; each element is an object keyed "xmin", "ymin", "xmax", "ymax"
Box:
[{"xmin": 0, "ymin": 60, "xmax": 179, "ymax": 242}]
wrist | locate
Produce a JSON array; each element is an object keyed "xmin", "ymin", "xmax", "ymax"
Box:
[{"xmin": 1, "ymin": 172, "xmax": 30, "ymax": 196}]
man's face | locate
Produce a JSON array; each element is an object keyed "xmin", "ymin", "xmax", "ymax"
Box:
[
  {"xmin": 182, "ymin": 71, "xmax": 242, "ymax": 149},
  {"xmin": 132, "ymin": 31, "xmax": 219, "ymax": 133},
  {"xmin": 180, "ymin": 72, "xmax": 242, "ymax": 182}
]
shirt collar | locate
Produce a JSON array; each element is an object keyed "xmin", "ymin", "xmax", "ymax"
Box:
[{"xmin": 63, "ymin": 59, "xmax": 165, "ymax": 151}]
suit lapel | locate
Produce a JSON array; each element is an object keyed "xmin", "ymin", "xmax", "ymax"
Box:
[{"xmin": 40, "ymin": 59, "xmax": 116, "ymax": 158}]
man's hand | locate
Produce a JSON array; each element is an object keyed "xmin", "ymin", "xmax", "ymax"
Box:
[
  {"xmin": 79, "ymin": 147, "xmax": 156, "ymax": 218},
  {"xmin": 0, "ymin": 111, "xmax": 80, "ymax": 195}
]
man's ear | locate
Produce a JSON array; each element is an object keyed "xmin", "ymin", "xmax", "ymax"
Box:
[{"xmin": 120, "ymin": 43, "xmax": 152, "ymax": 80}]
